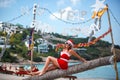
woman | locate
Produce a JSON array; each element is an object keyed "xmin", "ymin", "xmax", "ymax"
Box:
[{"xmin": 31, "ymin": 39, "xmax": 87, "ymax": 76}]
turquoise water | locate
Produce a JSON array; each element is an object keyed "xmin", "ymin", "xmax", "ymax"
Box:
[
  {"xmin": 25, "ymin": 62, "xmax": 120, "ymax": 79},
  {"xmin": 72, "ymin": 62, "xmax": 120, "ymax": 79}
]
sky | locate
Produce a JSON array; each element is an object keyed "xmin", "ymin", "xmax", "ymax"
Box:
[{"xmin": 0, "ymin": 0, "xmax": 120, "ymax": 46}]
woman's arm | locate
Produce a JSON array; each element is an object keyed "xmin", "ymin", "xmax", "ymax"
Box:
[
  {"xmin": 69, "ymin": 50, "xmax": 87, "ymax": 62},
  {"xmin": 55, "ymin": 43, "xmax": 65, "ymax": 52}
]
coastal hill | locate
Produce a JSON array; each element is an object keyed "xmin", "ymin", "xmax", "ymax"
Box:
[{"xmin": 0, "ymin": 28, "xmax": 120, "ymax": 63}]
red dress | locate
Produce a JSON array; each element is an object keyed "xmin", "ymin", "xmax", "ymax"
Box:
[{"xmin": 57, "ymin": 51, "xmax": 71, "ymax": 70}]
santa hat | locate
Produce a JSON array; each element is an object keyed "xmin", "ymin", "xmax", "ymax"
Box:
[{"xmin": 66, "ymin": 39, "xmax": 74, "ymax": 48}]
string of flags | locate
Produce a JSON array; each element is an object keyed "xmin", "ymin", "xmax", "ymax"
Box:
[
  {"xmin": 2, "ymin": 1, "xmax": 114, "ymax": 52},
  {"xmin": 75, "ymin": 28, "xmax": 111, "ymax": 47},
  {"xmin": 4, "ymin": 3, "xmax": 108, "ymax": 39},
  {"xmin": 28, "ymin": 5, "xmax": 108, "ymax": 52},
  {"xmin": 55, "ymin": 28, "xmax": 111, "ymax": 51},
  {"xmin": 29, "ymin": 28, "xmax": 34, "ymax": 50},
  {"xmin": 27, "ymin": 28, "xmax": 34, "ymax": 56}
]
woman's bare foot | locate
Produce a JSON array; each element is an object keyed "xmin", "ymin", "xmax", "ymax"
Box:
[
  {"xmin": 29, "ymin": 71, "xmax": 41, "ymax": 76},
  {"xmin": 28, "ymin": 72, "xmax": 33, "ymax": 76}
]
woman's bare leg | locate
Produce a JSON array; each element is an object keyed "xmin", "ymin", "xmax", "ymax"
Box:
[
  {"xmin": 29, "ymin": 65, "xmax": 58, "ymax": 76},
  {"xmin": 46, "ymin": 64, "xmax": 59, "ymax": 72},
  {"xmin": 39, "ymin": 56, "xmax": 59, "ymax": 75}
]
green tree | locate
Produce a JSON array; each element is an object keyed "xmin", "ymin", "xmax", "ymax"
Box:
[
  {"xmin": 15, "ymin": 23, "xmax": 23, "ymax": 29},
  {"xmin": 1, "ymin": 49, "xmax": 18, "ymax": 62}
]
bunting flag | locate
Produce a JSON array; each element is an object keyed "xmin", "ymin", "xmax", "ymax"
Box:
[
  {"xmin": 92, "ymin": 6, "xmax": 108, "ymax": 19},
  {"xmin": 76, "ymin": 28, "xmax": 111, "ymax": 47},
  {"xmin": 55, "ymin": 28, "xmax": 112, "ymax": 51},
  {"xmin": 27, "ymin": 50, "xmax": 31, "ymax": 56},
  {"xmin": 29, "ymin": 28, "xmax": 34, "ymax": 50}
]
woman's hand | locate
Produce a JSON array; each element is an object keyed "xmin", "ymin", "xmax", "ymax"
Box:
[{"xmin": 55, "ymin": 43, "xmax": 64, "ymax": 52}]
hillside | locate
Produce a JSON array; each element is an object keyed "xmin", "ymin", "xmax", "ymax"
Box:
[{"xmin": 0, "ymin": 29, "xmax": 120, "ymax": 62}]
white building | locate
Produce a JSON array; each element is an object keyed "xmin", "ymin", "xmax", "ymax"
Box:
[
  {"xmin": 0, "ymin": 21, "xmax": 23, "ymax": 34},
  {"xmin": 0, "ymin": 37, "xmax": 11, "ymax": 48},
  {"xmin": 38, "ymin": 43, "xmax": 49, "ymax": 53},
  {"xmin": 0, "ymin": 22, "xmax": 23, "ymax": 49}
]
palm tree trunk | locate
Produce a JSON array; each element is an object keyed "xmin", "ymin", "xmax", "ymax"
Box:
[{"xmin": 24, "ymin": 54, "xmax": 120, "ymax": 80}]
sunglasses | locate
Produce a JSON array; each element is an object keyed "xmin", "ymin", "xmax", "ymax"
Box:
[{"xmin": 65, "ymin": 42, "xmax": 71, "ymax": 46}]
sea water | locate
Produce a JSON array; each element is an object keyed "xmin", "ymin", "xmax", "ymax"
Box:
[
  {"xmin": 25, "ymin": 62, "xmax": 120, "ymax": 79},
  {"xmin": 72, "ymin": 62, "xmax": 120, "ymax": 79}
]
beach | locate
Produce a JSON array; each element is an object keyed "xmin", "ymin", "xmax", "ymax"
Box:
[
  {"xmin": 0, "ymin": 62, "xmax": 119, "ymax": 80},
  {"xmin": 0, "ymin": 73, "xmax": 114, "ymax": 80},
  {"xmin": 0, "ymin": 73, "xmax": 29, "ymax": 80}
]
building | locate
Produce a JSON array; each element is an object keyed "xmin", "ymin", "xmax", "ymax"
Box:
[
  {"xmin": 0, "ymin": 21, "xmax": 23, "ymax": 34},
  {"xmin": 36, "ymin": 38, "xmax": 49, "ymax": 53},
  {"xmin": 0, "ymin": 22, "xmax": 23, "ymax": 49},
  {"xmin": 38, "ymin": 43, "xmax": 49, "ymax": 53},
  {"xmin": 0, "ymin": 37, "xmax": 11, "ymax": 48}
]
